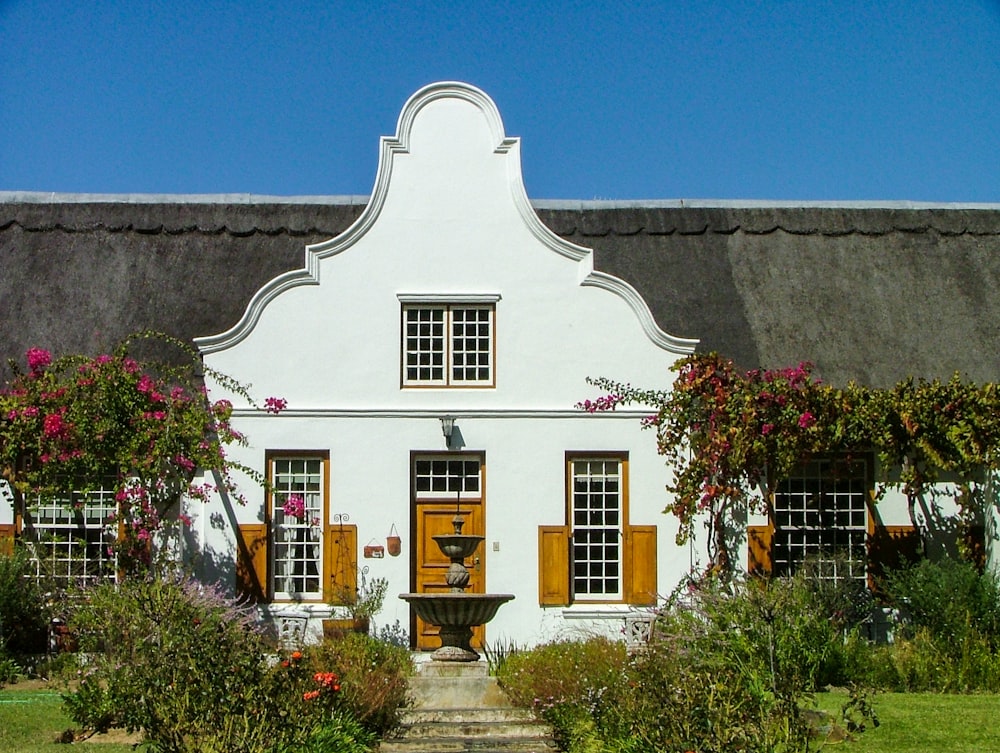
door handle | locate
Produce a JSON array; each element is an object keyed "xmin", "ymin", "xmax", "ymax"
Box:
[{"xmin": 473, "ymin": 556, "xmax": 481, "ymax": 572}]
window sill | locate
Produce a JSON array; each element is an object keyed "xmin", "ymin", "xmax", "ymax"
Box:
[{"xmin": 560, "ymin": 606, "xmax": 635, "ymax": 620}]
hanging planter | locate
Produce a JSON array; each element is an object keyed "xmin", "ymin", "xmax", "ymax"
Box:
[{"xmin": 386, "ymin": 523, "xmax": 402, "ymax": 557}]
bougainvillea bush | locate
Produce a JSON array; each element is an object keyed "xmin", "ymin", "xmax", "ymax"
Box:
[
  {"xmin": 0, "ymin": 333, "xmax": 280, "ymax": 575},
  {"xmin": 583, "ymin": 352, "xmax": 1000, "ymax": 572}
]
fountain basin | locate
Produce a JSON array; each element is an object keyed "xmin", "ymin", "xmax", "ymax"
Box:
[
  {"xmin": 400, "ymin": 592, "xmax": 515, "ymax": 661},
  {"xmin": 432, "ymin": 534, "xmax": 484, "ymax": 560}
]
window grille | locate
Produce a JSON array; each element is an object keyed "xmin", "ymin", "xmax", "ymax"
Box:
[
  {"xmin": 403, "ymin": 304, "xmax": 494, "ymax": 386},
  {"xmin": 271, "ymin": 457, "xmax": 324, "ymax": 599},
  {"xmin": 23, "ymin": 483, "xmax": 118, "ymax": 588},
  {"xmin": 414, "ymin": 457, "xmax": 481, "ymax": 498},
  {"xmin": 773, "ymin": 458, "xmax": 868, "ymax": 582},
  {"xmin": 571, "ymin": 458, "xmax": 622, "ymax": 598}
]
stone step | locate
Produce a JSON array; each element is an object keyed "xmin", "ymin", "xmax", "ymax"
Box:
[
  {"xmin": 402, "ymin": 707, "xmax": 539, "ymax": 724},
  {"xmin": 379, "ymin": 736, "xmax": 558, "ymax": 753},
  {"xmin": 400, "ymin": 720, "xmax": 552, "ymax": 740},
  {"xmin": 385, "ymin": 660, "xmax": 557, "ymax": 753},
  {"xmin": 407, "ymin": 675, "xmax": 511, "ymax": 709}
]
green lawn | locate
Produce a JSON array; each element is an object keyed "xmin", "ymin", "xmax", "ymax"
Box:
[
  {"xmin": 0, "ymin": 685, "xmax": 134, "ymax": 753},
  {"xmin": 816, "ymin": 691, "xmax": 1000, "ymax": 753},
  {"xmin": 4, "ymin": 684, "xmax": 1000, "ymax": 752}
]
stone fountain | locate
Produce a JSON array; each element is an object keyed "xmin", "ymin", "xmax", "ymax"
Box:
[{"xmin": 400, "ymin": 512, "xmax": 513, "ymax": 662}]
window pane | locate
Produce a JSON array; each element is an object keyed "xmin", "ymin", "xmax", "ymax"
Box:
[
  {"xmin": 23, "ymin": 480, "xmax": 118, "ymax": 589},
  {"xmin": 272, "ymin": 456, "xmax": 325, "ymax": 599},
  {"xmin": 570, "ymin": 458, "xmax": 623, "ymax": 598},
  {"xmin": 773, "ymin": 458, "xmax": 867, "ymax": 583}
]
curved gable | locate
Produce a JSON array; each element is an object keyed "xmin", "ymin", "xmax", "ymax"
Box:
[{"xmin": 194, "ymin": 83, "xmax": 695, "ymax": 357}]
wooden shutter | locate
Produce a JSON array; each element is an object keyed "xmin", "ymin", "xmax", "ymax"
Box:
[
  {"xmin": 236, "ymin": 523, "xmax": 269, "ymax": 604},
  {"xmin": 624, "ymin": 524, "xmax": 657, "ymax": 605},
  {"xmin": 538, "ymin": 525, "xmax": 570, "ymax": 606},
  {"xmin": 747, "ymin": 525, "xmax": 773, "ymax": 575},
  {"xmin": 0, "ymin": 523, "xmax": 14, "ymax": 557},
  {"xmin": 868, "ymin": 523, "xmax": 920, "ymax": 588},
  {"xmin": 964, "ymin": 525, "xmax": 987, "ymax": 572},
  {"xmin": 325, "ymin": 524, "xmax": 358, "ymax": 604}
]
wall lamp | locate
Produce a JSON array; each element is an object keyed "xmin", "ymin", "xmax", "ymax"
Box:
[{"xmin": 440, "ymin": 416, "xmax": 456, "ymax": 448}]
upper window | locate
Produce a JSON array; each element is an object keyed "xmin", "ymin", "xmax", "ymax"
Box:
[{"xmin": 400, "ymin": 298, "xmax": 497, "ymax": 387}]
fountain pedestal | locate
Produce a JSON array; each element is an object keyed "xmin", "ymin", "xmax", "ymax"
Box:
[{"xmin": 400, "ymin": 513, "xmax": 514, "ymax": 662}]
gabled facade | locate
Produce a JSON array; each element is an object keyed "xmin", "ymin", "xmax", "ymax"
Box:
[{"xmin": 190, "ymin": 83, "xmax": 699, "ymax": 645}]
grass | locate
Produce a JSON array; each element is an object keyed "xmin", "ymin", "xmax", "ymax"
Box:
[
  {"xmin": 816, "ymin": 690, "xmax": 1000, "ymax": 753},
  {"xmin": 0, "ymin": 683, "xmax": 134, "ymax": 753},
  {"xmin": 3, "ymin": 684, "xmax": 1000, "ymax": 752}
]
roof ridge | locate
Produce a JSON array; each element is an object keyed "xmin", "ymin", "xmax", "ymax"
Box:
[{"xmin": 3, "ymin": 191, "xmax": 1000, "ymax": 211}]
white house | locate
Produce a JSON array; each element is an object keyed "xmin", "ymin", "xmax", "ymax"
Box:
[{"xmin": 2, "ymin": 82, "xmax": 999, "ymax": 650}]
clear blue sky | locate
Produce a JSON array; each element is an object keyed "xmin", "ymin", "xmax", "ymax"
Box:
[{"xmin": 3, "ymin": 1, "xmax": 999, "ymax": 202}]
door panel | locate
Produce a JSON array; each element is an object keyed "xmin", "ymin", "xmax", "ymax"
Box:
[{"xmin": 411, "ymin": 453, "xmax": 485, "ymax": 651}]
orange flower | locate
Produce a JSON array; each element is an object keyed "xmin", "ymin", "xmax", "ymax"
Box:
[{"xmin": 291, "ymin": 650, "xmax": 303, "ymax": 661}]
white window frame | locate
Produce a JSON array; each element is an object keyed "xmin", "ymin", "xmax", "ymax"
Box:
[
  {"xmin": 569, "ymin": 455, "xmax": 625, "ymax": 601},
  {"xmin": 398, "ymin": 294, "xmax": 499, "ymax": 388},
  {"xmin": 413, "ymin": 456, "xmax": 482, "ymax": 500},
  {"xmin": 22, "ymin": 481, "xmax": 119, "ymax": 588},
  {"xmin": 268, "ymin": 454, "xmax": 327, "ymax": 602}
]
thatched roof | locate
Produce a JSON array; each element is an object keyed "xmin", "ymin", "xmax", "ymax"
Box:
[{"xmin": 3, "ymin": 193, "xmax": 1000, "ymax": 387}]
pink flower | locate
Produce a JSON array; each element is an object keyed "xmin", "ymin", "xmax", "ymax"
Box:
[
  {"xmin": 42, "ymin": 413, "xmax": 68, "ymax": 438},
  {"xmin": 282, "ymin": 495, "xmax": 306, "ymax": 520},
  {"xmin": 174, "ymin": 455, "xmax": 195, "ymax": 472},
  {"xmin": 576, "ymin": 393, "xmax": 624, "ymax": 413},
  {"xmin": 26, "ymin": 347, "xmax": 52, "ymax": 374},
  {"xmin": 761, "ymin": 423, "xmax": 775, "ymax": 436},
  {"xmin": 264, "ymin": 396, "xmax": 287, "ymax": 414},
  {"xmin": 136, "ymin": 374, "xmax": 155, "ymax": 394},
  {"xmin": 798, "ymin": 411, "xmax": 816, "ymax": 429}
]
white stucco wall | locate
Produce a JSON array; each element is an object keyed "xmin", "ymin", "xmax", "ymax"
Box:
[{"xmin": 191, "ymin": 83, "xmax": 701, "ymax": 647}]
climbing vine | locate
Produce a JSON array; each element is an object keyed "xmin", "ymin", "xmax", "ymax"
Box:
[{"xmin": 582, "ymin": 353, "xmax": 1000, "ymax": 572}]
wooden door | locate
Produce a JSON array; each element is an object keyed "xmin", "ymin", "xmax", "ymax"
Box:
[{"xmin": 411, "ymin": 453, "xmax": 486, "ymax": 651}]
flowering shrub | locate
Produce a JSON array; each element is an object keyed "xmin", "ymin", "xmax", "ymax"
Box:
[
  {"xmin": 583, "ymin": 352, "xmax": 1000, "ymax": 571},
  {"xmin": 63, "ymin": 576, "xmax": 377, "ymax": 753},
  {"xmin": 0, "ymin": 332, "xmax": 285, "ymax": 575},
  {"xmin": 497, "ymin": 582, "xmax": 876, "ymax": 753},
  {"xmin": 305, "ymin": 631, "xmax": 413, "ymax": 736}
]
